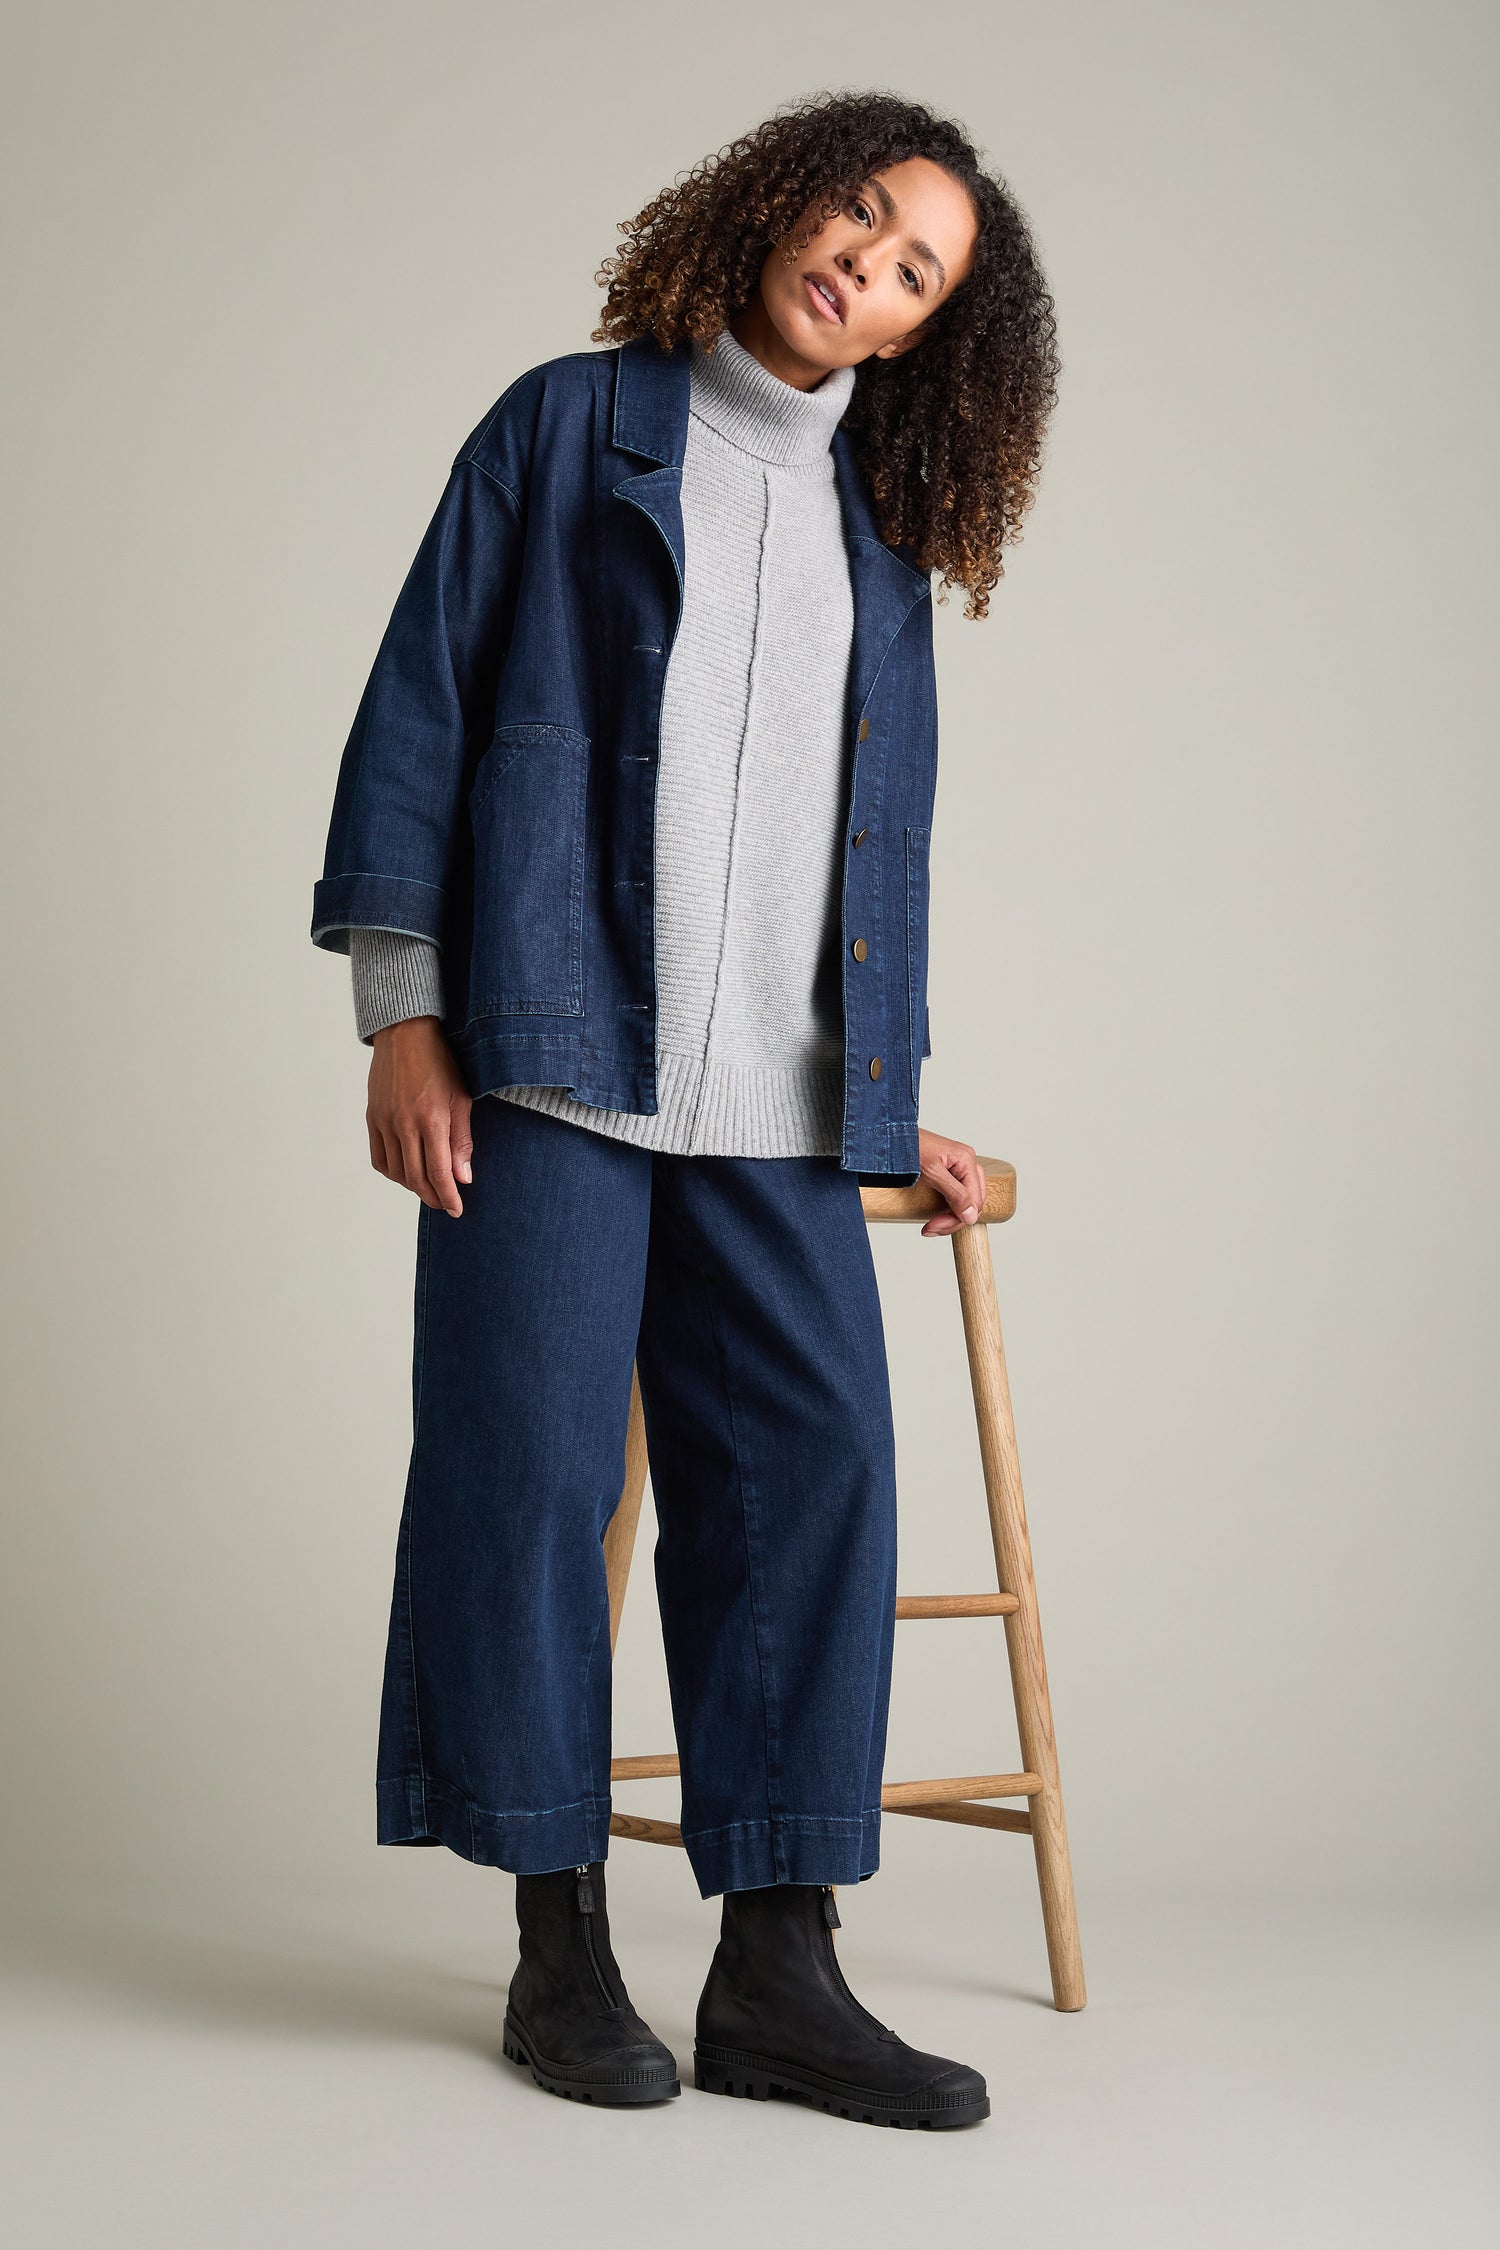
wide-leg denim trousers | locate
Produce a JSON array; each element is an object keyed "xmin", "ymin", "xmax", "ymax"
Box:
[{"xmin": 376, "ymin": 1094, "xmax": 900, "ymax": 1897}]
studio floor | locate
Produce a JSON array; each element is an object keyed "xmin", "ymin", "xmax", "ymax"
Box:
[{"xmin": 4, "ymin": 1829, "xmax": 1494, "ymax": 2249}]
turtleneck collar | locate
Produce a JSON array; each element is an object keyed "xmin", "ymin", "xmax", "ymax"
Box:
[{"xmin": 687, "ymin": 329, "xmax": 856, "ymax": 467}]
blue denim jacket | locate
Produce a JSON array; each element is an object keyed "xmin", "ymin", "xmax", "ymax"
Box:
[{"xmin": 312, "ymin": 335, "xmax": 938, "ymax": 1183}]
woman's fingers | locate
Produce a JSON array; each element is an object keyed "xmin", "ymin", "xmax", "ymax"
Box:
[
  {"xmin": 420, "ymin": 1103, "xmax": 465, "ymax": 1219},
  {"xmin": 369, "ymin": 1118, "xmax": 404, "ymax": 1187},
  {"xmin": 397, "ymin": 1124, "xmax": 442, "ymax": 1211},
  {"xmin": 954, "ymin": 1147, "xmax": 987, "ymax": 1217},
  {"xmin": 921, "ymin": 1155, "xmax": 964, "ymax": 1235},
  {"xmin": 450, "ymin": 1092, "xmax": 474, "ymax": 1187},
  {"xmin": 374, "ymin": 1114, "xmax": 463, "ymax": 1215},
  {"xmin": 918, "ymin": 1140, "xmax": 988, "ymax": 1237}
]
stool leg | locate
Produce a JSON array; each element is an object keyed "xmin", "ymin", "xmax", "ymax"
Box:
[
  {"xmin": 952, "ymin": 1223, "xmax": 1086, "ymax": 2012},
  {"xmin": 603, "ymin": 1364, "xmax": 650, "ymax": 1656}
]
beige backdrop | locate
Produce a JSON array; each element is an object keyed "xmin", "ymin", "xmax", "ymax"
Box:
[{"xmin": 3, "ymin": 0, "xmax": 1496, "ymax": 1963}]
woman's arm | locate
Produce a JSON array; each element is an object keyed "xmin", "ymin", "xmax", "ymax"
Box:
[
  {"xmin": 313, "ymin": 396, "xmax": 532, "ymax": 1218},
  {"xmin": 311, "ymin": 458, "xmax": 523, "ymax": 957}
]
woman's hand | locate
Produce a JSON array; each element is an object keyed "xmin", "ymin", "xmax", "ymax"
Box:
[
  {"xmin": 366, "ymin": 1018, "xmax": 474, "ymax": 1218},
  {"xmin": 916, "ymin": 1128, "xmax": 988, "ymax": 1238}
]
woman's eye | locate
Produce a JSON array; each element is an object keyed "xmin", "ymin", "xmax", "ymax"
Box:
[
  {"xmin": 900, "ymin": 266, "xmax": 920, "ymax": 293},
  {"xmin": 850, "ymin": 198, "xmax": 872, "ymax": 225}
]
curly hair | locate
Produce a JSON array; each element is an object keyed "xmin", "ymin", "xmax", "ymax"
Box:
[{"xmin": 591, "ymin": 90, "xmax": 1060, "ymax": 621}]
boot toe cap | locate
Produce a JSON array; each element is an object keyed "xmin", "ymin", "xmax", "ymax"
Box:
[
  {"xmin": 920, "ymin": 2058, "xmax": 988, "ymax": 2106},
  {"xmin": 604, "ymin": 2035, "xmax": 680, "ymax": 2077}
]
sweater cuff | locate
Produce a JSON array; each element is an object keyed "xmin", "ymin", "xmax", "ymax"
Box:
[{"xmin": 349, "ymin": 928, "xmax": 446, "ymax": 1044}]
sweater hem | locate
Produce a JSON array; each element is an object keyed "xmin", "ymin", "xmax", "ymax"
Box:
[{"xmin": 494, "ymin": 1044, "xmax": 844, "ymax": 1158}]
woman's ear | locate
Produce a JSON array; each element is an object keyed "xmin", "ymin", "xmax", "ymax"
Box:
[{"xmin": 873, "ymin": 319, "xmax": 933, "ymax": 362}]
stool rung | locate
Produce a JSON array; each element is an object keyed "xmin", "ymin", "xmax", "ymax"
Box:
[
  {"xmin": 610, "ymin": 1774, "xmax": 1039, "ymax": 1847},
  {"xmin": 882, "ymin": 1772, "xmax": 1041, "ymax": 1808},
  {"xmin": 610, "ymin": 1762, "xmax": 1039, "ymax": 1808},
  {"xmin": 895, "ymin": 1593, "xmax": 1019, "ymax": 1619},
  {"xmin": 891, "ymin": 1802, "xmax": 1033, "ymax": 1835},
  {"xmin": 609, "ymin": 1813, "xmax": 684, "ymax": 1847}
]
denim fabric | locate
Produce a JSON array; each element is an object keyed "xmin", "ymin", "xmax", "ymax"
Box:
[
  {"xmin": 311, "ymin": 335, "xmax": 936, "ymax": 1185},
  {"xmin": 376, "ymin": 1094, "xmax": 899, "ymax": 1896}
]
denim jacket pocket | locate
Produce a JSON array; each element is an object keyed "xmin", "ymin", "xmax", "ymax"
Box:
[
  {"xmin": 905, "ymin": 825, "xmax": 932, "ymax": 1112},
  {"xmin": 467, "ymin": 723, "xmax": 588, "ymax": 1017}
]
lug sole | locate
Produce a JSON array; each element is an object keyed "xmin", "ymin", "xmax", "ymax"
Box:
[
  {"xmin": 502, "ymin": 2011, "xmax": 680, "ymax": 2105},
  {"xmin": 693, "ymin": 2042, "xmax": 989, "ymax": 2130}
]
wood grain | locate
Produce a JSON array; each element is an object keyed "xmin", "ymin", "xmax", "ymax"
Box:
[
  {"xmin": 895, "ymin": 1593, "xmax": 1020, "ymax": 1618},
  {"xmin": 953, "ymin": 1220, "xmax": 1087, "ymax": 2010},
  {"xmin": 881, "ymin": 1772, "xmax": 1041, "ymax": 1808}
]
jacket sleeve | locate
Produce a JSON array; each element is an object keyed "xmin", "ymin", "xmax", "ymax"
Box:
[{"xmin": 310, "ymin": 454, "xmax": 524, "ymax": 954}]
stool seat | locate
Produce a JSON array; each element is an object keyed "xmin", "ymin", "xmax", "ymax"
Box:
[
  {"xmin": 861, "ymin": 1156, "xmax": 1015, "ymax": 1226},
  {"xmin": 600, "ymin": 1144, "xmax": 1085, "ymax": 2012}
]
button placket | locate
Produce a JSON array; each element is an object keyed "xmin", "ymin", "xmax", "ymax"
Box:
[{"xmin": 845, "ymin": 709, "xmax": 887, "ymax": 1126}]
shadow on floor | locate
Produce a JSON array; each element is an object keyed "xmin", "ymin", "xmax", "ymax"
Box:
[
  {"xmin": 0, "ymin": 1888, "xmax": 1055, "ymax": 2059},
  {"xmin": 2, "ymin": 1906, "xmax": 527, "ymax": 2063}
]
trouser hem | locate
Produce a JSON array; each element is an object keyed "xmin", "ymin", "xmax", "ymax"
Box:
[
  {"xmin": 682, "ymin": 1811, "xmax": 882, "ymax": 1898},
  {"xmin": 376, "ymin": 1774, "xmax": 611, "ymax": 1873}
]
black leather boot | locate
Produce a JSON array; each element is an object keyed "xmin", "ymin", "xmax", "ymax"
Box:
[
  {"xmin": 694, "ymin": 1883, "xmax": 989, "ymax": 2130},
  {"xmin": 503, "ymin": 1861, "xmax": 680, "ymax": 2105}
]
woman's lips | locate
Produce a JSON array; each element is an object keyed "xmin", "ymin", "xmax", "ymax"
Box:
[{"xmin": 803, "ymin": 273, "xmax": 845, "ymax": 325}]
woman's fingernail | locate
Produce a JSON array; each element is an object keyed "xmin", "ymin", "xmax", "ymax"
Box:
[
  {"xmin": 457, "ymin": 1162, "xmax": 472, "ymax": 1182},
  {"xmin": 962, "ymin": 1204, "xmax": 978, "ymax": 1221}
]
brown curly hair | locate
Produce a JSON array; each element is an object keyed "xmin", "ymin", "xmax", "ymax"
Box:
[{"xmin": 591, "ymin": 89, "xmax": 1060, "ymax": 621}]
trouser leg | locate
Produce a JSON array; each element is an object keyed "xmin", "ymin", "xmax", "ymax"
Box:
[
  {"xmin": 634, "ymin": 1152, "xmax": 899, "ymax": 1897},
  {"xmin": 376, "ymin": 1096, "xmax": 652, "ymax": 1872}
]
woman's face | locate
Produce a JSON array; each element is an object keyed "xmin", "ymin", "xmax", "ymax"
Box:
[{"xmin": 744, "ymin": 156, "xmax": 980, "ymax": 386}]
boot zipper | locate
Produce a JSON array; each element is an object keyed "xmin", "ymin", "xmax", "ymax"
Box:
[
  {"xmin": 575, "ymin": 1865, "xmax": 619, "ymax": 2008},
  {"xmin": 819, "ymin": 1883, "xmax": 892, "ymax": 2035}
]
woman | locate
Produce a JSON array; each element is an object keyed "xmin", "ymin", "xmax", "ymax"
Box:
[{"xmin": 312, "ymin": 89, "xmax": 1059, "ymax": 2129}]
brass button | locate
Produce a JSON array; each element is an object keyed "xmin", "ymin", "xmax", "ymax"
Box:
[
  {"xmin": 869, "ymin": 1055, "xmax": 883, "ymax": 1081},
  {"xmin": 852, "ymin": 827, "xmax": 868, "ymax": 848},
  {"xmin": 858, "ymin": 717, "xmax": 870, "ymax": 741},
  {"xmin": 852, "ymin": 937, "xmax": 868, "ymax": 962}
]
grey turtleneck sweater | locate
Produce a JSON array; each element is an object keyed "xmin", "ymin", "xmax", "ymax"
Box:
[{"xmin": 351, "ymin": 329, "xmax": 858, "ymax": 1157}]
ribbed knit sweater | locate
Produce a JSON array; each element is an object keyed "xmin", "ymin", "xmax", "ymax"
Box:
[{"xmin": 351, "ymin": 329, "xmax": 858, "ymax": 1157}]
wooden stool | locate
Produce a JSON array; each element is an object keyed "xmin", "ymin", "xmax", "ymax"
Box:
[{"xmin": 602, "ymin": 1156, "xmax": 1086, "ymax": 2013}]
